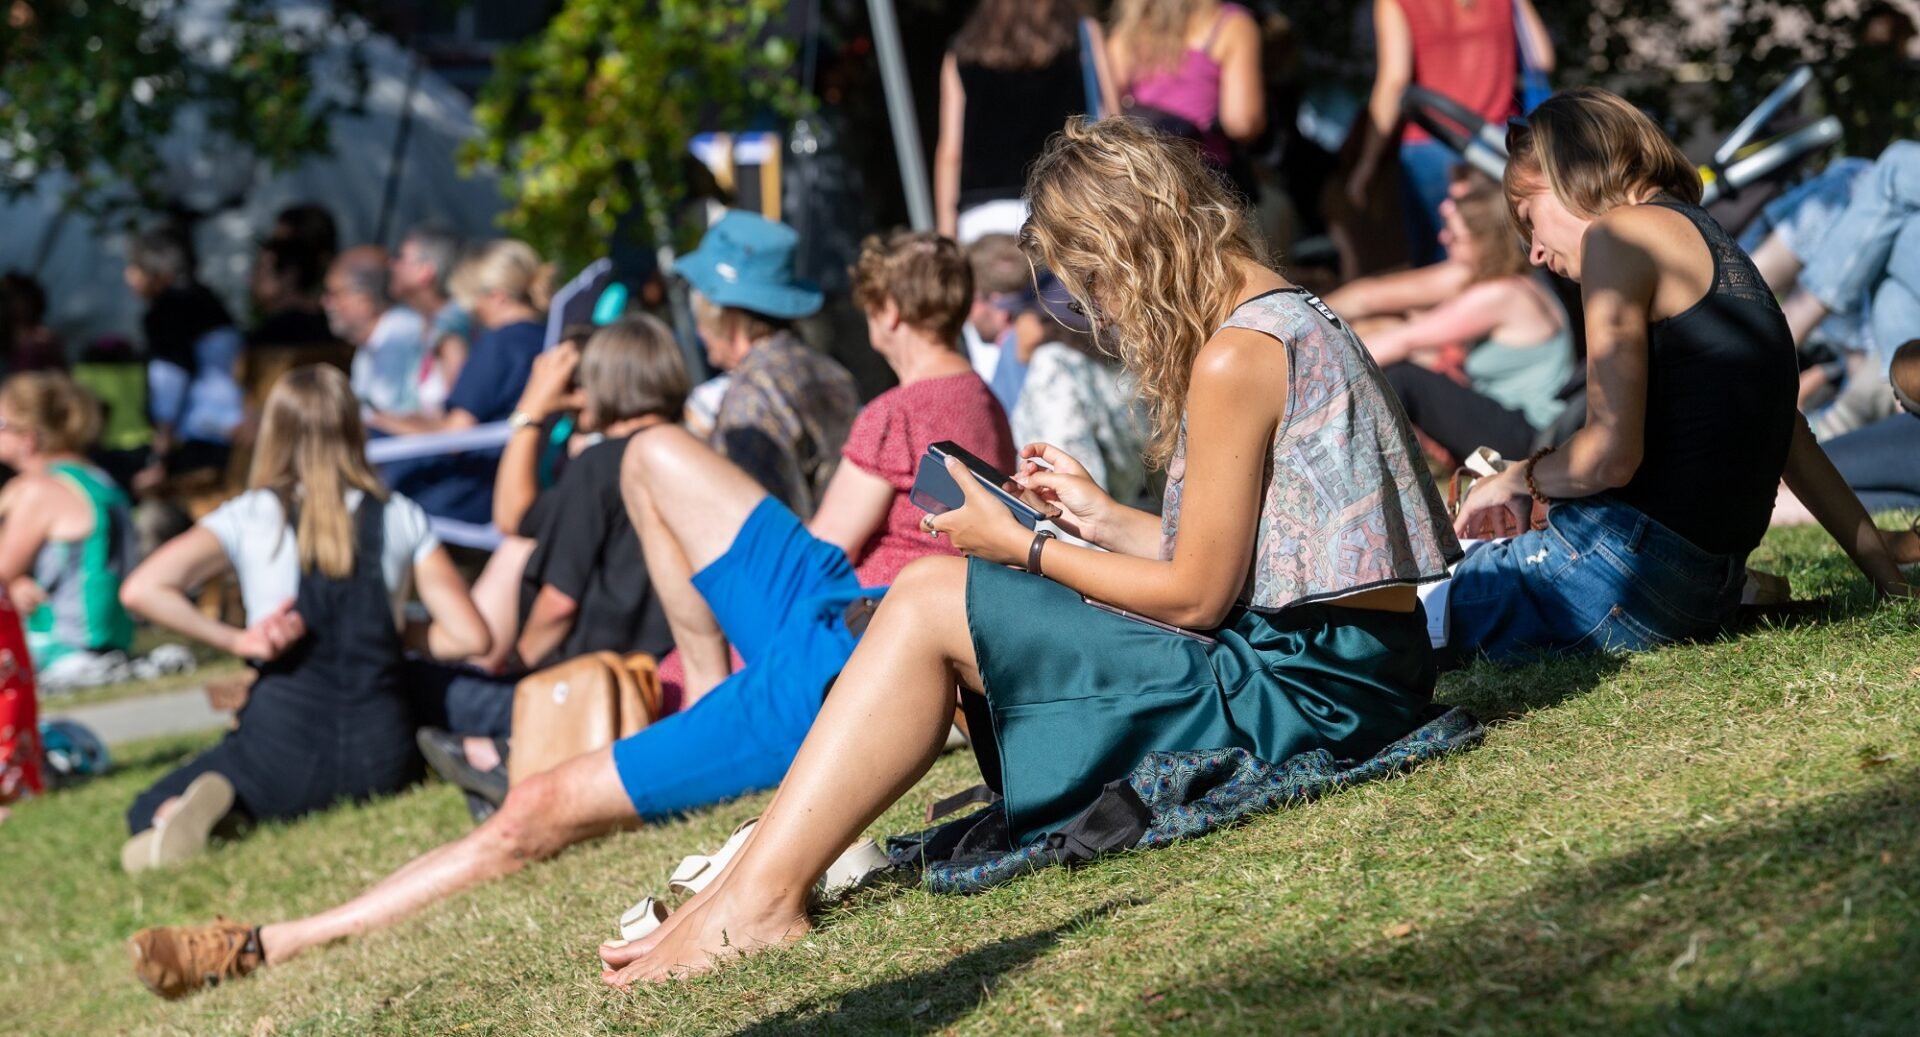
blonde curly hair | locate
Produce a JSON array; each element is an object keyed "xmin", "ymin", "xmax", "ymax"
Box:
[{"xmin": 1020, "ymin": 116, "xmax": 1265, "ymax": 468}]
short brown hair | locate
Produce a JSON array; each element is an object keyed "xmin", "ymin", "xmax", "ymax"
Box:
[
  {"xmin": 967, "ymin": 234, "xmax": 1030, "ymax": 298},
  {"xmin": 0, "ymin": 372, "xmax": 102, "ymax": 455},
  {"xmin": 851, "ymin": 231, "xmax": 973, "ymax": 347},
  {"xmin": 579, "ymin": 314, "xmax": 691, "ymax": 427},
  {"xmin": 1505, "ymin": 88, "xmax": 1700, "ymax": 233}
]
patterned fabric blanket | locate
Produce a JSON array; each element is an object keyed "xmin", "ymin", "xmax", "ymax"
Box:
[{"xmin": 887, "ymin": 706, "xmax": 1485, "ymax": 895}]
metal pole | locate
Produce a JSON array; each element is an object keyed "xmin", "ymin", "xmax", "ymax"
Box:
[
  {"xmin": 865, "ymin": 0, "xmax": 932, "ymax": 231},
  {"xmin": 375, "ymin": 49, "xmax": 425, "ymax": 247}
]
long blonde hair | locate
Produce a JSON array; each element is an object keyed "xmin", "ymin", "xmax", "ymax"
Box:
[
  {"xmin": 249, "ymin": 365, "xmax": 387, "ymax": 579},
  {"xmin": 1112, "ymin": 0, "xmax": 1211, "ymax": 77},
  {"xmin": 1021, "ymin": 116, "xmax": 1264, "ymax": 467}
]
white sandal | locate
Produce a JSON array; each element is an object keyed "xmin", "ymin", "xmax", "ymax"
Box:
[
  {"xmin": 621, "ymin": 819, "xmax": 895, "ymax": 936},
  {"xmin": 616, "ymin": 896, "xmax": 670, "ymax": 941},
  {"xmin": 813, "ymin": 837, "xmax": 891, "ymax": 904},
  {"xmin": 666, "ymin": 817, "xmax": 759, "ymax": 895}
]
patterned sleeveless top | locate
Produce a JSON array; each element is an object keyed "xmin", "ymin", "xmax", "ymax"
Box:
[{"xmin": 1159, "ymin": 289, "xmax": 1461, "ymax": 611}]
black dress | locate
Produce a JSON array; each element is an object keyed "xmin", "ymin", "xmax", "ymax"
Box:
[{"xmin": 126, "ymin": 498, "xmax": 422, "ymax": 832}]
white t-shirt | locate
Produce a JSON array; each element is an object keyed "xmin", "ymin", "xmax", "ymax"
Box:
[{"xmin": 200, "ymin": 488, "xmax": 440, "ymax": 627}]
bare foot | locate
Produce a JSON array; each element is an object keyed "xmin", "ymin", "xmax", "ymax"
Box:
[{"xmin": 600, "ymin": 887, "xmax": 809, "ymax": 987}]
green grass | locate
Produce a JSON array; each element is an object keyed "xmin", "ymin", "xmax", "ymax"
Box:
[{"xmin": 6, "ymin": 524, "xmax": 1919, "ymax": 1035}]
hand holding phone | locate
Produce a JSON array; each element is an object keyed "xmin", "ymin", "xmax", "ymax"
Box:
[{"xmin": 910, "ymin": 441, "xmax": 1048, "ymax": 529}]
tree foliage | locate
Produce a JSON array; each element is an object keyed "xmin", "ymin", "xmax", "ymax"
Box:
[
  {"xmin": 1545, "ymin": 0, "xmax": 1916, "ymax": 156},
  {"xmin": 0, "ymin": 0, "xmax": 368, "ymax": 225},
  {"xmin": 1282, "ymin": 0, "xmax": 1914, "ymax": 155},
  {"xmin": 464, "ymin": 0, "xmax": 806, "ymax": 273}
]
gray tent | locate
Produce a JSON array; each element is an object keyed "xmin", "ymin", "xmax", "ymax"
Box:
[{"xmin": 1, "ymin": 2, "xmax": 505, "ymax": 350}]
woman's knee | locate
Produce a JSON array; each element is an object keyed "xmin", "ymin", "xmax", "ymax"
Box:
[
  {"xmin": 880, "ymin": 557, "xmax": 968, "ymax": 624},
  {"xmin": 485, "ymin": 751, "xmax": 629, "ymax": 861},
  {"xmin": 621, "ymin": 425, "xmax": 707, "ymax": 496}
]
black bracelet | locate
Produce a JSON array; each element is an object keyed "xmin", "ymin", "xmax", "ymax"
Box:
[{"xmin": 1027, "ymin": 529, "xmax": 1056, "ymax": 576}]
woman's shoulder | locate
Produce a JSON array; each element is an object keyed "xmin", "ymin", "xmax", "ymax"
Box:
[
  {"xmin": 376, "ymin": 492, "xmax": 439, "ymax": 557},
  {"xmin": 201, "ymin": 488, "xmax": 284, "ymax": 537},
  {"xmin": 1586, "ymin": 205, "xmax": 1705, "ymax": 288}
]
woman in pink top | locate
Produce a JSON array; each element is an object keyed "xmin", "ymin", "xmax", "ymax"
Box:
[{"xmin": 1108, "ymin": 0, "xmax": 1265, "ymax": 167}]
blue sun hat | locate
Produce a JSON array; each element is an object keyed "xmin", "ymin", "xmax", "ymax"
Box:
[{"xmin": 673, "ymin": 210, "xmax": 823, "ymax": 319}]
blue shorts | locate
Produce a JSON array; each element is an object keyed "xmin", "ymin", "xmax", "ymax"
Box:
[{"xmin": 611, "ymin": 497, "xmax": 865, "ymax": 819}]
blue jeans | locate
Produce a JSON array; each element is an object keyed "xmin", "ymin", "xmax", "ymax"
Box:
[
  {"xmin": 1739, "ymin": 158, "xmax": 1872, "ymax": 353},
  {"xmin": 1797, "ymin": 142, "xmax": 1920, "ymax": 372},
  {"xmin": 1445, "ymin": 496, "xmax": 1744, "ymax": 665},
  {"xmin": 1822, "ymin": 412, "xmax": 1920, "ymax": 513},
  {"xmin": 1399, "ymin": 139, "xmax": 1458, "ymax": 267}
]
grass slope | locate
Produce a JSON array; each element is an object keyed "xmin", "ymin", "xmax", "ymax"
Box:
[{"xmin": 5, "ymin": 524, "xmax": 1917, "ymax": 1035}]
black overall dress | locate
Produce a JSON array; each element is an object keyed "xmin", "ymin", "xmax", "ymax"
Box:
[{"xmin": 127, "ymin": 498, "xmax": 423, "ymax": 833}]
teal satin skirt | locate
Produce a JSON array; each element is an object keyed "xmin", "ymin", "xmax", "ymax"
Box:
[{"xmin": 964, "ymin": 558, "xmax": 1437, "ymax": 845}]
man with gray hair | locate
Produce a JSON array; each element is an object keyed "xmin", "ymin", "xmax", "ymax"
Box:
[
  {"xmin": 391, "ymin": 224, "xmax": 470, "ymax": 414},
  {"xmin": 323, "ymin": 245, "xmax": 427, "ymax": 415}
]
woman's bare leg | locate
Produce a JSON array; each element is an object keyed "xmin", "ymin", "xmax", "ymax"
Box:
[
  {"xmin": 257, "ymin": 747, "xmax": 634, "ymax": 964},
  {"xmin": 1750, "ymin": 232, "xmax": 1805, "ymax": 295},
  {"xmin": 1782, "ymin": 288, "xmax": 1833, "ymax": 348},
  {"xmin": 598, "ymin": 557, "xmax": 979, "ymax": 985},
  {"xmin": 620, "ymin": 427, "xmax": 767, "ymax": 700}
]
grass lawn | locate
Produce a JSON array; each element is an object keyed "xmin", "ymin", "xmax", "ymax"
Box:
[{"xmin": 5, "ymin": 524, "xmax": 1918, "ymax": 1035}]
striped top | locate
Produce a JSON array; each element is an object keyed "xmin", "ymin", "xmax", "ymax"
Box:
[{"xmin": 1159, "ymin": 289, "xmax": 1461, "ymax": 610}]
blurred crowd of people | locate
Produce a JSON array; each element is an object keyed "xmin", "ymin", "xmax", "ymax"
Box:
[{"xmin": 0, "ymin": 0, "xmax": 1915, "ymax": 1006}]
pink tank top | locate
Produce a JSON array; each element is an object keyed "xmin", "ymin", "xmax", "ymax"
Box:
[{"xmin": 1126, "ymin": 3, "xmax": 1247, "ymax": 135}]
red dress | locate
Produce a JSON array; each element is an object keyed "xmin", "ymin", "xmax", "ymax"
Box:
[{"xmin": 0, "ymin": 598, "xmax": 45, "ymax": 803}]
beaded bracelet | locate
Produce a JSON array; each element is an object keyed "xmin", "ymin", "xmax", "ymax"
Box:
[{"xmin": 1523, "ymin": 446, "xmax": 1556, "ymax": 506}]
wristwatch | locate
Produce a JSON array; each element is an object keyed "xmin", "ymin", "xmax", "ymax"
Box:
[{"xmin": 507, "ymin": 411, "xmax": 540, "ymax": 433}]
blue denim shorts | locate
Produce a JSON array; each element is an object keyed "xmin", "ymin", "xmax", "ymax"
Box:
[
  {"xmin": 1444, "ymin": 495, "xmax": 1744, "ymax": 665},
  {"xmin": 611, "ymin": 498, "xmax": 865, "ymax": 819}
]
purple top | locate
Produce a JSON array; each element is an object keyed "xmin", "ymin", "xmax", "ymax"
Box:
[{"xmin": 1125, "ymin": 3, "xmax": 1246, "ymax": 144}]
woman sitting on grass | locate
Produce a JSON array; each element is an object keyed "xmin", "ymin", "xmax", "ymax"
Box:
[
  {"xmin": 1364, "ymin": 185, "xmax": 1573, "ymax": 463},
  {"xmin": 117, "ymin": 365, "xmax": 489, "ymax": 873},
  {"xmin": 1445, "ymin": 88, "xmax": 1908, "ymax": 663},
  {"xmin": 0, "ymin": 372, "xmax": 135, "ymax": 685},
  {"xmin": 595, "ymin": 115, "xmax": 1462, "ymax": 984}
]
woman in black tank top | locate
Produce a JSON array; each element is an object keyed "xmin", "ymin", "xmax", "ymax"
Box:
[
  {"xmin": 1443, "ymin": 88, "xmax": 1908, "ymax": 664},
  {"xmin": 935, "ymin": 0, "xmax": 1117, "ymax": 241}
]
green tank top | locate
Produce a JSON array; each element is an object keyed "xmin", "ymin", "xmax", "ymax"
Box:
[
  {"xmin": 1462, "ymin": 327, "xmax": 1576, "ymax": 432},
  {"xmin": 26, "ymin": 461, "xmax": 135, "ymax": 666}
]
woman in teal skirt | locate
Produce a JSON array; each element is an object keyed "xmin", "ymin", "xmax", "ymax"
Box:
[{"xmin": 598, "ymin": 117, "xmax": 1463, "ymax": 985}]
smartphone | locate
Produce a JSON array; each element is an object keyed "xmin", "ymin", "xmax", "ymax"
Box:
[
  {"xmin": 910, "ymin": 442, "xmax": 1045, "ymax": 529},
  {"xmin": 1080, "ymin": 595, "xmax": 1219, "ymax": 644}
]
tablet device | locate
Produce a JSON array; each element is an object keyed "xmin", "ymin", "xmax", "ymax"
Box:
[{"xmin": 909, "ymin": 441, "xmax": 1045, "ymax": 529}]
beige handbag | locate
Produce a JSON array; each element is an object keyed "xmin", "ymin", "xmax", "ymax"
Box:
[{"xmin": 507, "ymin": 652, "xmax": 661, "ymax": 786}]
